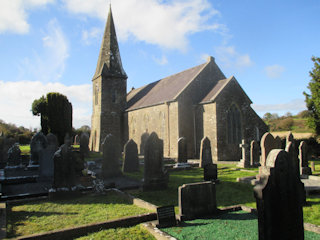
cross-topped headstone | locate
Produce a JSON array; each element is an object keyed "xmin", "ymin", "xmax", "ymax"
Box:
[{"xmin": 238, "ymin": 139, "xmax": 250, "ymax": 168}]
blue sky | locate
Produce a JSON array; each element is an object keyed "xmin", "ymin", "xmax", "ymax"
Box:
[{"xmin": 0, "ymin": 0, "xmax": 319, "ymax": 129}]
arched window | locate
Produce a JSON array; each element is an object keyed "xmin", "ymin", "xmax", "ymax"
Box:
[{"xmin": 227, "ymin": 104, "xmax": 242, "ymax": 144}]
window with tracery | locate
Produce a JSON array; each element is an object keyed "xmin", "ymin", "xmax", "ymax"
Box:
[{"xmin": 227, "ymin": 104, "xmax": 242, "ymax": 144}]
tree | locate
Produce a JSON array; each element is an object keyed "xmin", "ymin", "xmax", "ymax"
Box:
[
  {"xmin": 32, "ymin": 92, "xmax": 72, "ymax": 145},
  {"xmin": 304, "ymin": 56, "xmax": 320, "ymax": 134},
  {"xmin": 263, "ymin": 112, "xmax": 273, "ymax": 121}
]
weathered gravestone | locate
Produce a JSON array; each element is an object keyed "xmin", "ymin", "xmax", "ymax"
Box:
[
  {"xmin": 143, "ymin": 132, "xmax": 168, "ymax": 191},
  {"xmin": 200, "ymin": 137, "xmax": 212, "ymax": 168},
  {"xmin": 250, "ymin": 140, "xmax": 260, "ymax": 167},
  {"xmin": 74, "ymin": 135, "xmax": 80, "ymax": 145},
  {"xmin": 101, "ymin": 134, "xmax": 122, "ymax": 178},
  {"xmin": 6, "ymin": 143, "xmax": 21, "ymax": 166},
  {"xmin": 30, "ymin": 132, "xmax": 47, "ymax": 166},
  {"xmin": 254, "ymin": 149, "xmax": 304, "ymax": 240},
  {"xmin": 178, "ymin": 181, "xmax": 217, "ymax": 221},
  {"xmin": 80, "ymin": 132, "xmax": 90, "ymax": 159},
  {"xmin": 299, "ymin": 141, "xmax": 312, "ymax": 175},
  {"xmin": 285, "ymin": 141, "xmax": 299, "ymax": 177},
  {"xmin": 259, "ymin": 132, "xmax": 275, "ymax": 175},
  {"xmin": 274, "ymin": 136, "xmax": 282, "ymax": 149},
  {"xmin": 140, "ymin": 132, "xmax": 149, "ymax": 155},
  {"xmin": 177, "ymin": 137, "xmax": 187, "ymax": 163},
  {"xmin": 53, "ymin": 144, "xmax": 76, "ymax": 188},
  {"xmin": 156, "ymin": 205, "xmax": 177, "ymax": 228},
  {"xmin": 39, "ymin": 133, "xmax": 58, "ymax": 181},
  {"xmin": 122, "ymin": 139, "xmax": 139, "ymax": 172},
  {"xmin": 238, "ymin": 139, "xmax": 250, "ymax": 168}
]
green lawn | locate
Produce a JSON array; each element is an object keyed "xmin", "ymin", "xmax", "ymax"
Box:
[
  {"xmin": 6, "ymin": 192, "xmax": 152, "ymax": 238},
  {"xmin": 6, "ymin": 163, "xmax": 320, "ymax": 239},
  {"xmin": 19, "ymin": 145, "xmax": 30, "ymax": 155}
]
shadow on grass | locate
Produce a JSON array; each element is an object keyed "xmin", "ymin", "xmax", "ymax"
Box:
[{"xmin": 215, "ymin": 212, "xmax": 257, "ymax": 221}]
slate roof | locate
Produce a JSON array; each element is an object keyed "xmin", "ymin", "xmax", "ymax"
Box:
[
  {"xmin": 200, "ymin": 76, "xmax": 252, "ymax": 104},
  {"xmin": 126, "ymin": 63, "xmax": 206, "ymax": 111}
]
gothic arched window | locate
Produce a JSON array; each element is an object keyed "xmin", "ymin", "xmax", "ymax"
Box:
[{"xmin": 227, "ymin": 104, "xmax": 242, "ymax": 144}]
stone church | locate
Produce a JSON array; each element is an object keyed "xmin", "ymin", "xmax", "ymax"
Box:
[{"xmin": 89, "ymin": 7, "xmax": 268, "ymax": 161}]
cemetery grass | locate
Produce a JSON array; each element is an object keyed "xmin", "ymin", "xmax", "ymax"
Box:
[
  {"xmin": 125, "ymin": 164, "xmax": 320, "ymax": 226},
  {"xmin": 19, "ymin": 145, "xmax": 30, "ymax": 155},
  {"xmin": 76, "ymin": 224, "xmax": 155, "ymax": 240},
  {"xmin": 6, "ymin": 192, "xmax": 151, "ymax": 238}
]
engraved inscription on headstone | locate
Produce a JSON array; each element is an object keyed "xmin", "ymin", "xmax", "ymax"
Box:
[{"xmin": 156, "ymin": 205, "xmax": 177, "ymax": 228}]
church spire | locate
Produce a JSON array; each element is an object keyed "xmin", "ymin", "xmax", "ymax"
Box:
[{"xmin": 93, "ymin": 5, "xmax": 127, "ymax": 80}]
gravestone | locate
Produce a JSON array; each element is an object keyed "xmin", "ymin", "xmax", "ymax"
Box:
[
  {"xmin": 285, "ymin": 141, "xmax": 299, "ymax": 177},
  {"xmin": 6, "ymin": 143, "xmax": 21, "ymax": 166},
  {"xmin": 254, "ymin": 149, "xmax": 304, "ymax": 240},
  {"xmin": 39, "ymin": 133, "xmax": 58, "ymax": 181},
  {"xmin": 1, "ymin": 138, "xmax": 16, "ymax": 168},
  {"xmin": 80, "ymin": 132, "xmax": 90, "ymax": 158},
  {"xmin": 53, "ymin": 144, "xmax": 76, "ymax": 188},
  {"xmin": 74, "ymin": 135, "xmax": 80, "ymax": 145},
  {"xmin": 122, "ymin": 139, "xmax": 139, "ymax": 172},
  {"xmin": 156, "ymin": 205, "xmax": 177, "ymax": 228},
  {"xmin": 274, "ymin": 136, "xmax": 282, "ymax": 149},
  {"xmin": 64, "ymin": 133, "xmax": 72, "ymax": 146},
  {"xmin": 140, "ymin": 132, "xmax": 149, "ymax": 155},
  {"xmin": 203, "ymin": 164, "xmax": 217, "ymax": 181},
  {"xmin": 299, "ymin": 141, "xmax": 312, "ymax": 175},
  {"xmin": 30, "ymin": 132, "xmax": 48, "ymax": 165},
  {"xmin": 200, "ymin": 137, "xmax": 212, "ymax": 168},
  {"xmin": 259, "ymin": 132, "xmax": 275, "ymax": 175},
  {"xmin": 179, "ymin": 181, "xmax": 217, "ymax": 221},
  {"xmin": 286, "ymin": 131, "xmax": 294, "ymax": 145},
  {"xmin": 143, "ymin": 132, "xmax": 168, "ymax": 191},
  {"xmin": 101, "ymin": 134, "xmax": 121, "ymax": 178},
  {"xmin": 177, "ymin": 137, "xmax": 187, "ymax": 163},
  {"xmin": 250, "ymin": 140, "xmax": 260, "ymax": 167},
  {"xmin": 238, "ymin": 139, "xmax": 250, "ymax": 168}
]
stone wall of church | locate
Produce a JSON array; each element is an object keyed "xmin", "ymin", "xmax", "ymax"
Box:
[
  {"xmin": 214, "ymin": 80, "xmax": 268, "ymax": 161},
  {"xmin": 202, "ymin": 103, "xmax": 218, "ymax": 161},
  {"xmin": 176, "ymin": 57, "xmax": 226, "ymax": 158},
  {"xmin": 127, "ymin": 101, "xmax": 179, "ymax": 158}
]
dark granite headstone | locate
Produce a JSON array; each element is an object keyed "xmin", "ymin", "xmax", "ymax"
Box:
[
  {"xmin": 30, "ymin": 132, "xmax": 48, "ymax": 165},
  {"xmin": 254, "ymin": 149, "xmax": 304, "ymax": 240},
  {"xmin": 200, "ymin": 137, "xmax": 212, "ymax": 168},
  {"xmin": 299, "ymin": 141, "xmax": 312, "ymax": 175},
  {"xmin": 143, "ymin": 132, "xmax": 168, "ymax": 191},
  {"xmin": 179, "ymin": 181, "xmax": 217, "ymax": 221},
  {"xmin": 122, "ymin": 139, "xmax": 139, "ymax": 172},
  {"xmin": 177, "ymin": 137, "xmax": 187, "ymax": 163},
  {"xmin": 101, "ymin": 134, "xmax": 121, "ymax": 178},
  {"xmin": 274, "ymin": 136, "xmax": 282, "ymax": 149},
  {"xmin": 53, "ymin": 144, "xmax": 76, "ymax": 188},
  {"xmin": 250, "ymin": 140, "xmax": 260, "ymax": 167},
  {"xmin": 7, "ymin": 143, "xmax": 21, "ymax": 166},
  {"xmin": 203, "ymin": 164, "xmax": 217, "ymax": 181},
  {"xmin": 39, "ymin": 133, "xmax": 58, "ymax": 181},
  {"xmin": 156, "ymin": 205, "xmax": 177, "ymax": 228},
  {"xmin": 80, "ymin": 132, "xmax": 89, "ymax": 158}
]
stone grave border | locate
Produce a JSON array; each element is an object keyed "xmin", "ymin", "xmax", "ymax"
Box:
[{"xmin": 142, "ymin": 205, "xmax": 320, "ymax": 239}]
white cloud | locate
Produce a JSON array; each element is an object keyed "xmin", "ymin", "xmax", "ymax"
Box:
[
  {"xmin": 0, "ymin": 0, "xmax": 54, "ymax": 34},
  {"xmin": 264, "ymin": 64, "xmax": 285, "ymax": 79},
  {"xmin": 62, "ymin": 0, "xmax": 222, "ymax": 51},
  {"xmin": 82, "ymin": 27, "xmax": 101, "ymax": 45},
  {"xmin": 215, "ymin": 45, "xmax": 253, "ymax": 70},
  {"xmin": 252, "ymin": 99, "xmax": 306, "ymax": 116},
  {"xmin": 19, "ymin": 19, "xmax": 69, "ymax": 82},
  {"xmin": 0, "ymin": 80, "xmax": 92, "ymax": 129},
  {"xmin": 152, "ymin": 55, "xmax": 168, "ymax": 65}
]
